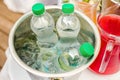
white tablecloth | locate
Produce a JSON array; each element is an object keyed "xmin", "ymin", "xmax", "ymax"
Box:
[
  {"xmin": 4, "ymin": 0, "xmax": 58, "ymax": 13},
  {"xmin": 0, "ymin": 48, "xmax": 120, "ymax": 80}
]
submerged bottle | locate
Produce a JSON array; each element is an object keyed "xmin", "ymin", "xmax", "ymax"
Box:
[
  {"xmin": 37, "ymin": 48, "xmax": 62, "ymax": 73},
  {"xmin": 31, "ymin": 3, "xmax": 58, "ymax": 48},
  {"xmin": 56, "ymin": 3, "xmax": 81, "ymax": 54},
  {"xmin": 58, "ymin": 42, "xmax": 94, "ymax": 71}
]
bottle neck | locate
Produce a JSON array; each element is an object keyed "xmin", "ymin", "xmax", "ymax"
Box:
[
  {"xmin": 62, "ymin": 12, "xmax": 74, "ymax": 16},
  {"xmin": 33, "ymin": 11, "xmax": 46, "ymax": 17}
]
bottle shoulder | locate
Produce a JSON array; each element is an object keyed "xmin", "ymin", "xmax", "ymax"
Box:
[
  {"xmin": 56, "ymin": 14, "xmax": 80, "ymax": 29},
  {"xmin": 57, "ymin": 14, "xmax": 80, "ymax": 24},
  {"xmin": 60, "ymin": 14, "xmax": 79, "ymax": 19},
  {"xmin": 31, "ymin": 12, "xmax": 55, "ymax": 27},
  {"xmin": 32, "ymin": 12, "xmax": 53, "ymax": 19}
]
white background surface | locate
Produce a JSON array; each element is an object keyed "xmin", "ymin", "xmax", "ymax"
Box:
[
  {"xmin": 4, "ymin": 0, "xmax": 58, "ymax": 13},
  {"xmin": 1, "ymin": 1, "xmax": 120, "ymax": 79},
  {"xmin": 0, "ymin": 49, "xmax": 120, "ymax": 80}
]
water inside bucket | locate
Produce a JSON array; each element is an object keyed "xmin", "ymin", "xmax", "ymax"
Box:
[{"xmin": 13, "ymin": 8, "xmax": 96, "ymax": 74}]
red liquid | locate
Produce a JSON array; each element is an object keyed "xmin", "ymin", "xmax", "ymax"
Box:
[
  {"xmin": 99, "ymin": 14, "xmax": 120, "ymax": 36},
  {"xmin": 89, "ymin": 14, "xmax": 120, "ymax": 74}
]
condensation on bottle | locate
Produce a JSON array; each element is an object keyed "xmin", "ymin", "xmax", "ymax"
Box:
[
  {"xmin": 56, "ymin": 4, "xmax": 94, "ymax": 71},
  {"xmin": 56, "ymin": 3, "xmax": 81, "ymax": 54},
  {"xmin": 31, "ymin": 3, "xmax": 58, "ymax": 48},
  {"xmin": 58, "ymin": 42, "xmax": 94, "ymax": 71}
]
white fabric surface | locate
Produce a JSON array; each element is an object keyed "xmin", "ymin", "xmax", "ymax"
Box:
[
  {"xmin": 4, "ymin": 0, "xmax": 58, "ymax": 13},
  {"xmin": 0, "ymin": 48, "xmax": 120, "ymax": 80}
]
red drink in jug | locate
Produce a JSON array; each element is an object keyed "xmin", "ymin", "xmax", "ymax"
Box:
[{"xmin": 89, "ymin": 14, "xmax": 120, "ymax": 75}]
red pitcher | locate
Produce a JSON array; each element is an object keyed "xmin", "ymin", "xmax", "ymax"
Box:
[{"xmin": 89, "ymin": 0, "xmax": 120, "ymax": 75}]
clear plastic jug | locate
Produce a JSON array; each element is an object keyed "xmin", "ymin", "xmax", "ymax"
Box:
[{"xmin": 90, "ymin": 0, "xmax": 120, "ymax": 75}]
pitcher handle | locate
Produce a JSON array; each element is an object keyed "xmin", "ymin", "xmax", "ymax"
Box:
[{"xmin": 99, "ymin": 40, "xmax": 115, "ymax": 73}]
